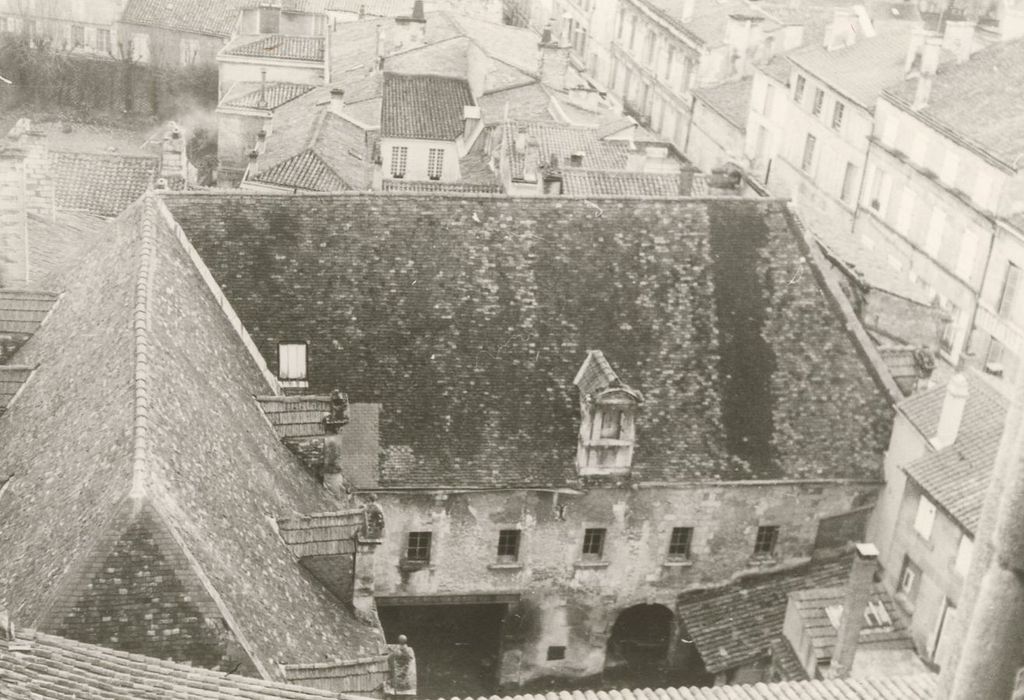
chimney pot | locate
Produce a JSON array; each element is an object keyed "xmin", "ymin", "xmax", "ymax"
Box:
[
  {"xmin": 570, "ymin": 151, "xmax": 584, "ymax": 167},
  {"xmin": 932, "ymin": 373, "xmax": 969, "ymax": 449}
]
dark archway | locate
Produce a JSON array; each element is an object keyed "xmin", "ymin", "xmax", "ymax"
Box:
[{"xmin": 605, "ymin": 604, "xmax": 712, "ymax": 688}]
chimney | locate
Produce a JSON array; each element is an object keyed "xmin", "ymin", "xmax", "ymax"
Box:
[
  {"xmin": 160, "ymin": 122, "xmax": 187, "ymax": 182},
  {"xmin": 258, "ymin": 68, "xmax": 268, "ymax": 109},
  {"xmin": 569, "ymin": 151, "xmax": 584, "ymax": 167},
  {"xmin": 911, "ymin": 33, "xmax": 942, "ymax": 110},
  {"xmin": 0, "ymin": 145, "xmax": 28, "ymax": 288},
  {"xmin": 330, "ymin": 87, "xmax": 346, "ymax": 116},
  {"xmin": 829, "ymin": 543, "xmax": 880, "ymax": 679},
  {"xmin": 932, "ymin": 373, "xmax": 969, "ymax": 449},
  {"xmin": 823, "ymin": 7, "xmax": 857, "ymax": 50},
  {"xmin": 514, "ymin": 126, "xmax": 528, "ymax": 154},
  {"xmin": 247, "ymin": 149, "xmax": 260, "ymax": 178},
  {"xmin": 538, "ymin": 23, "xmax": 570, "ymax": 92},
  {"xmin": 8, "ymin": 120, "xmax": 53, "ymax": 222},
  {"xmin": 943, "ymin": 20, "xmax": 975, "ymax": 63},
  {"xmin": 542, "ymin": 155, "xmax": 562, "ymax": 194},
  {"xmin": 681, "ymin": 0, "xmax": 696, "ymax": 22},
  {"xmin": 523, "ymin": 135, "xmax": 541, "ymax": 184},
  {"xmin": 411, "ymin": 0, "xmax": 425, "ymax": 21},
  {"xmin": 903, "ymin": 26, "xmax": 928, "ymax": 74},
  {"xmin": 322, "ymin": 390, "xmax": 351, "ymax": 496},
  {"xmin": 462, "ymin": 104, "xmax": 481, "ymax": 144},
  {"xmin": 625, "ymin": 144, "xmax": 646, "ymax": 171}
]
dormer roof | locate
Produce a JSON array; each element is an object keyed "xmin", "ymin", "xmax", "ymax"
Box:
[{"xmin": 574, "ymin": 350, "xmax": 643, "ymax": 403}]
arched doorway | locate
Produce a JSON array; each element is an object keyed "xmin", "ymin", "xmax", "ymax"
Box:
[{"xmin": 605, "ymin": 604, "xmax": 712, "ymax": 688}]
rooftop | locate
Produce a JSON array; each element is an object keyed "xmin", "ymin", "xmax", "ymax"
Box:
[
  {"xmin": 51, "ymin": 150, "xmax": 158, "ymax": 218},
  {"xmin": 222, "ymin": 34, "xmax": 326, "ymax": 62},
  {"xmin": 561, "ymin": 169, "xmax": 691, "ymax": 196},
  {"xmin": 381, "ymin": 73, "xmax": 475, "ymax": 140},
  {"xmin": 677, "ymin": 556, "xmax": 852, "ymax": 673},
  {"xmin": 815, "ymin": 228, "xmax": 934, "ymax": 306},
  {"xmin": 631, "ymin": 0, "xmax": 782, "ymax": 49},
  {"xmin": 0, "ymin": 196, "xmax": 385, "ymax": 679},
  {"xmin": 121, "ymin": 0, "xmax": 254, "ymax": 37},
  {"xmin": 222, "ymin": 81, "xmax": 315, "ymax": 110},
  {"xmin": 504, "ymin": 120, "xmax": 633, "ymax": 180},
  {"xmin": 440, "ymin": 674, "xmax": 936, "ymax": 700},
  {"xmin": 694, "ymin": 77, "xmax": 753, "ymax": 129},
  {"xmin": 164, "ymin": 193, "xmax": 892, "ymax": 490},
  {"xmin": 899, "ymin": 371, "xmax": 1008, "ymax": 534},
  {"xmin": 788, "ymin": 26, "xmax": 920, "ymax": 111},
  {"xmin": 883, "ymin": 36, "xmax": 1024, "ymax": 169},
  {"xmin": 0, "ymin": 622, "xmax": 347, "ymax": 700}
]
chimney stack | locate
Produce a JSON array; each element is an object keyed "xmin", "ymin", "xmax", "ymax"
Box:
[
  {"xmin": 943, "ymin": 19, "xmax": 975, "ymax": 63},
  {"xmin": 0, "ymin": 145, "xmax": 29, "ymax": 288},
  {"xmin": 522, "ymin": 135, "xmax": 541, "ymax": 184},
  {"xmin": 160, "ymin": 122, "xmax": 188, "ymax": 182},
  {"xmin": 932, "ymin": 373, "xmax": 969, "ymax": 449},
  {"xmin": 681, "ymin": 0, "xmax": 696, "ymax": 23},
  {"xmin": 907, "ymin": 30, "xmax": 941, "ymax": 110},
  {"xmin": 330, "ymin": 87, "xmax": 346, "ymax": 116},
  {"xmin": 823, "ymin": 7, "xmax": 857, "ymax": 50},
  {"xmin": 538, "ymin": 22, "xmax": 570, "ymax": 92},
  {"xmin": 829, "ymin": 543, "xmax": 879, "ymax": 679},
  {"xmin": 247, "ymin": 149, "xmax": 260, "ymax": 178},
  {"xmin": 462, "ymin": 104, "xmax": 481, "ymax": 144}
]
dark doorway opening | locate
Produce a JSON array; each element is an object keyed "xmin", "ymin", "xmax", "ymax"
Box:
[
  {"xmin": 378, "ymin": 603, "xmax": 507, "ymax": 699},
  {"xmin": 605, "ymin": 604, "xmax": 712, "ymax": 689}
]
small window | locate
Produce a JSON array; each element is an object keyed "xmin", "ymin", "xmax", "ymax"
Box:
[
  {"xmin": 71, "ymin": 24, "xmax": 84, "ymax": 46},
  {"xmin": 598, "ymin": 408, "xmax": 623, "ymax": 439},
  {"xmin": 406, "ymin": 531, "xmax": 432, "ymax": 562},
  {"xmin": 998, "ymin": 263, "xmax": 1021, "ymax": 320},
  {"xmin": 427, "ymin": 148, "xmax": 444, "ymax": 180},
  {"xmin": 793, "ymin": 74, "xmax": 806, "ymax": 103},
  {"xmin": 582, "ymin": 528, "xmax": 606, "ymax": 559},
  {"xmin": 547, "ymin": 645, "xmax": 566, "ymax": 661},
  {"xmin": 955, "ymin": 534, "xmax": 973, "ymax": 577},
  {"xmin": 754, "ymin": 525, "xmax": 779, "ymax": 556},
  {"xmin": 390, "ymin": 145, "xmax": 408, "ymax": 178},
  {"xmin": 801, "ymin": 133, "xmax": 816, "ymax": 172},
  {"xmin": 832, "ymin": 101, "xmax": 845, "ymax": 129},
  {"xmin": 278, "ymin": 342, "xmax": 307, "ymax": 382},
  {"xmin": 497, "ymin": 529, "xmax": 521, "ymax": 562},
  {"xmin": 913, "ymin": 495, "xmax": 936, "ymax": 540},
  {"xmin": 668, "ymin": 527, "xmax": 693, "ymax": 559},
  {"xmin": 97, "ymin": 28, "xmax": 110, "ymax": 54},
  {"xmin": 840, "ymin": 162, "xmax": 858, "ymax": 203},
  {"xmin": 899, "ymin": 556, "xmax": 921, "ymax": 602},
  {"xmin": 811, "ymin": 87, "xmax": 824, "ymax": 116}
]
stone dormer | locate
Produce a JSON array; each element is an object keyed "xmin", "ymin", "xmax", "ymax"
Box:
[{"xmin": 573, "ymin": 350, "xmax": 643, "ymax": 476}]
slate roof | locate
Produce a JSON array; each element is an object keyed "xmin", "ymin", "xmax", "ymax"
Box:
[
  {"xmin": 561, "ymin": 169, "xmax": 690, "ymax": 196},
  {"xmin": 164, "ymin": 194, "xmax": 892, "ymax": 489},
  {"xmin": 0, "ymin": 623, "xmax": 345, "ymax": 700},
  {"xmin": 788, "ymin": 585, "xmax": 914, "ymax": 664},
  {"xmin": 26, "ymin": 213, "xmax": 108, "ymax": 290},
  {"xmin": 899, "ymin": 371, "xmax": 1008, "ymax": 534},
  {"xmin": 223, "ymin": 34, "xmax": 326, "ymax": 62},
  {"xmin": 677, "ymin": 556, "xmax": 852, "ymax": 673},
  {"xmin": 694, "ymin": 77, "xmax": 753, "ymax": 129},
  {"xmin": 0, "ymin": 196, "xmax": 385, "ymax": 678},
  {"xmin": 882, "ymin": 37, "xmax": 1024, "ymax": 169},
  {"xmin": 50, "ymin": 151, "xmax": 157, "ymax": 218},
  {"xmin": 0, "ymin": 289, "xmax": 58, "ymax": 337},
  {"xmin": 381, "ymin": 73, "xmax": 474, "ymax": 140},
  {"xmin": 443, "ymin": 675, "xmax": 937, "ymax": 700},
  {"xmin": 788, "ymin": 26, "xmax": 917, "ymax": 111},
  {"xmin": 222, "ymin": 81, "xmax": 315, "ymax": 110}
]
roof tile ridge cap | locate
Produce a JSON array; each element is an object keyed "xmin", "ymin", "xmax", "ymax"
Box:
[{"xmin": 130, "ymin": 195, "xmax": 158, "ymax": 500}]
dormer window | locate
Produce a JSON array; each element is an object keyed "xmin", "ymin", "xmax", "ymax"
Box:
[
  {"xmin": 278, "ymin": 342, "xmax": 308, "ymax": 388},
  {"xmin": 573, "ymin": 350, "xmax": 643, "ymax": 476}
]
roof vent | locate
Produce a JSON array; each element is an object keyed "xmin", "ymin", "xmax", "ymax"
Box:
[{"xmin": 569, "ymin": 151, "xmax": 584, "ymax": 167}]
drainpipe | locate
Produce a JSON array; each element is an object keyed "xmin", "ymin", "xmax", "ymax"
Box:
[
  {"xmin": 960, "ymin": 217, "xmax": 998, "ymax": 367},
  {"xmin": 849, "ymin": 136, "xmax": 875, "ymax": 237}
]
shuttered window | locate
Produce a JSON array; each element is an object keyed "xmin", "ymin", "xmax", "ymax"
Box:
[{"xmin": 278, "ymin": 342, "xmax": 307, "ymax": 381}]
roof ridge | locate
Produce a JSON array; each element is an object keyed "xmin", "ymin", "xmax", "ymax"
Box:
[{"xmin": 129, "ymin": 195, "xmax": 158, "ymax": 499}]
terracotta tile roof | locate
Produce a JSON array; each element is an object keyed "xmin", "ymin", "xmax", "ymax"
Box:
[
  {"xmin": 0, "ymin": 289, "xmax": 58, "ymax": 337},
  {"xmin": 163, "ymin": 194, "xmax": 893, "ymax": 489},
  {"xmin": 477, "ymin": 82, "xmax": 556, "ymax": 123},
  {"xmin": 677, "ymin": 556, "xmax": 852, "ymax": 673},
  {"xmin": 254, "ymin": 149, "xmax": 347, "ymax": 191},
  {"xmin": 561, "ymin": 169, "xmax": 689, "ymax": 196},
  {"xmin": 0, "ymin": 197, "xmax": 386, "ymax": 680},
  {"xmin": 504, "ymin": 120, "xmax": 632, "ymax": 180},
  {"xmin": 329, "ymin": 19, "xmax": 385, "ymax": 76},
  {"xmin": 425, "ymin": 12, "xmax": 543, "ymax": 77},
  {"xmin": 900, "ymin": 372, "xmax": 1008, "ymax": 534},
  {"xmin": 788, "ymin": 26, "xmax": 918, "ymax": 111},
  {"xmin": 769, "ymin": 636, "xmax": 809, "ymax": 681},
  {"xmin": 223, "ymin": 34, "xmax": 326, "ymax": 62},
  {"xmin": 222, "ymin": 81, "xmax": 315, "ymax": 110},
  {"xmin": 882, "ymin": 37, "xmax": 1024, "ymax": 169},
  {"xmin": 381, "ymin": 180, "xmax": 501, "ymax": 192},
  {"xmin": 50, "ymin": 151, "xmax": 157, "ymax": 218},
  {"xmin": 0, "ymin": 624, "xmax": 345, "ymax": 700},
  {"xmin": 381, "ymin": 73, "xmax": 474, "ymax": 140},
  {"xmin": 441, "ymin": 675, "xmax": 936, "ymax": 700},
  {"xmin": 788, "ymin": 585, "xmax": 915, "ymax": 665},
  {"xmin": 121, "ymin": 0, "xmax": 253, "ymax": 37},
  {"xmin": 694, "ymin": 77, "xmax": 753, "ymax": 129}
]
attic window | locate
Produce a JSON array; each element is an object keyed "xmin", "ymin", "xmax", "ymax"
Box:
[
  {"xmin": 573, "ymin": 351, "xmax": 644, "ymax": 476},
  {"xmin": 278, "ymin": 342, "xmax": 308, "ymax": 387}
]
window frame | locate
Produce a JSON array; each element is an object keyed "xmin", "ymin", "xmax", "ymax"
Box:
[
  {"xmin": 754, "ymin": 525, "xmax": 779, "ymax": 556},
  {"xmin": 840, "ymin": 162, "xmax": 858, "ymax": 203},
  {"xmin": 667, "ymin": 526, "xmax": 693, "ymax": 560},
  {"xmin": 913, "ymin": 495, "xmax": 937, "ymax": 540},
  {"xmin": 898, "ymin": 555, "xmax": 921, "ymax": 602},
  {"xmin": 955, "ymin": 534, "xmax": 973, "ymax": 577},
  {"xmin": 390, "ymin": 145, "xmax": 408, "ymax": 178},
  {"xmin": 496, "ymin": 529, "xmax": 521, "ymax": 562},
  {"xmin": 277, "ymin": 342, "xmax": 308, "ymax": 384},
  {"xmin": 405, "ymin": 531, "xmax": 432, "ymax": 563},
  {"xmin": 427, "ymin": 147, "xmax": 445, "ymax": 181},
  {"xmin": 831, "ymin": 100, "xmax": 845, "ymax": 130},
  {"xmin": 581, "ymin": 527, "xmax": 606, "ymax": 560},
  {"xmin": 801, "ymin": 133, "xmax": 816, "ymax": 173},
  {"xmin": 811, "ymin": 87, "xmax": 824, "ymax": 116},
  {"xmin": 998, "ymin": 263, "xmax": 1021, "ymax": 320},
  {"xmin": 793, "ymin": 74, "xmax": 806, "ymax": 104}
]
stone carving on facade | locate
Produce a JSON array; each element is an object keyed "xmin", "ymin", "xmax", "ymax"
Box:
[
  {"xmin": 362, "ymin": 493, "xmax": 385, "ymax": 542},
  {"xmin": 384, "ymin": 634, "xmax": 417, "ymax": 697}
]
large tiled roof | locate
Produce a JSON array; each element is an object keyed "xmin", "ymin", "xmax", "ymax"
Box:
[
  {"xmin": 27, "ymin": 212, "xmax": 109, "ymax": 290},
  {"xmin": 222, "ymin": 81, "xmax": 315, "ymax": 110},
  {"xmin": 504, "ymin": 120, "xmax": 633, "ymax": 180},
  {"xmin": 0, "ymin": 623, "xmax": 345, "ymax": 700},
  {"xmin": 561, "ymin": 169, "xmax": 689, "ymax": 196},
  {"xmin": 694, "ymin": 77, "xmax": 753, "ymax": 129},
  {"xmin": 51, "ymin": 150, "xmax": 157, "ymax": 218},
  {"xmin": 883, "ymin": 37, "xmax": 1024, "ymax": 169},
  {"xmin": 440, "ymin": 675, "xmax": 936, "ymax": 700},
  {"xmin": 0, "ymin": 289, "xmax": 58, "ymax": 338},
  {"xmin": 425, "ymin": 12, "xmax": 543, "ymax": 77},
  {"xmin": 900, "ymin": 372, "xmax": 1008, "ymax": 534},
  {"xmin": 121, "ymin": 0, "xmax": 252, "ymax": 37},
  {"xmin": 381, "ymin": 73, "xmax": 474, "ymax": 140},
  {"xmin": 163, "ymin": 194, "xmax": 892, "ymax": 489},
  {"xmin": 631, "ymin": 0, "xmax": 781, "ymax": 48},
  {"xmin": 0, "ymin": 196, "xmax": 385, "ymax": 679},
  {"xmin": 788, "ymin": 26, "xmax": 917, "ymax": 111},
  {"xmin": 223, "ymin": 34, "xmax": 326, "ymax": 62},
  {"xmin": 677, "ymin": 556, "xmax": 852, "ymax": 673},
  {"xmin": 254, "ymin": 149, "xmax": 347, "ymax": 191},
  {"xmin": 477, "ymin": 83, "xmax": 557, "ymax": 123}
]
